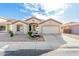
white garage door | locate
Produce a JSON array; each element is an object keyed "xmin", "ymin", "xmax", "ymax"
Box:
[
  {"xmin": 71, "ymin": 27, "xmax": 79, "ymax": 34},
  {"xmin": 42, "ymin": 26, "xmax": 60, "ymax": 34}
]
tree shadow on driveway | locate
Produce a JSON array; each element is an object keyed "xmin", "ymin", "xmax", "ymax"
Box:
[{"xmin": 4, "ymin": 49, "xmax": 52, "ymax": 56}]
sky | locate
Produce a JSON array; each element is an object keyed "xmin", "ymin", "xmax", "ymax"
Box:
[{"xmin": 0, "ymin": 3, "xmax": 79, "ymax": 23}]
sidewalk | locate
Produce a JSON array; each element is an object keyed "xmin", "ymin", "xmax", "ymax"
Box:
[{"xmin": 64, "ymin": 33, "xmax": 79, "ymax": 40}]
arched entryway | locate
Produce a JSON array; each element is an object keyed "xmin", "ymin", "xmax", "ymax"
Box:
[
  {"xmin": 11, "ymin": 21, "xmax": 28, "ymax": 35},
  {"xmin": 16, "ymin": 24, "xmax": 23, "ymax": 32},
  {"xmin": 29, "ymin": 23, "xmax": 38, "ymax": 31},
  {"xmin": 15, "ymin": 24, "xmax": 24, "ymax": 35}
]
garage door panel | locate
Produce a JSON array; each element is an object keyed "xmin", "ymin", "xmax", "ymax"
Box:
[
  {"xmin": 42, "ymin": 26, "xmax": 60, "ymax": 34},
  {"xmin": 71, "ymin": 28, "xmax": 79, "ymax": 34}
]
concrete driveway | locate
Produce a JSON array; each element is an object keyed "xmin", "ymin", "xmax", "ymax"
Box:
[
  {"xmin": 1, "ymin": 33, "xmax": 79, "ymax": 56},
  {"xmin": 43, "ymin": 34, "xmax": 66, "ymax": 50},
  {"xmin": 0, "ymin": 41, "xmax": 65, "ymax": 56},
  {"xmin": 1, "ymin": 34, "xmax": 79, "ymax": 56},
  {"xmin": 41, "ymin": 34, "xmax": 79, "ymax": 56},
  {"xmin": 0, "ymin": 33, "xmax": 66, "ymax": 56}
]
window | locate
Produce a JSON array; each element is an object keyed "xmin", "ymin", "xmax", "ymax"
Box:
[{"xmin": 0, "ymin": 26, "xmax": 6, "ymax": 31}]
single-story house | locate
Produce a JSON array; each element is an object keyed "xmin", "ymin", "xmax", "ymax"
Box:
[
  {"xmin": 63, "ymin": 22, "xmax": 79, "ymax": 34},
  {"xmin": 0, "ymin": 16, "xmax": 62, "ymax": 34}
]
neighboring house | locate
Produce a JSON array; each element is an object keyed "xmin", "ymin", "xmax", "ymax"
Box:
[
  {"xmin": 63, "ymin": 22, "xmax": 79, "ymax": 34},
  {"xmin": 0, "ymin": 16, "xmax": 62, "ymax": 34}
]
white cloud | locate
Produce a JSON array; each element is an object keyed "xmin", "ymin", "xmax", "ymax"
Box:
[
  {"xmin": 21, "ymin": 3, "xmax": 69, "ymax": 15},
  {"xmin": 42, "ymin": 2, "xmax": 70, "ymax": 15},
  {"xmin": 33, "ymin": 13, "xmax": 48, "ymax": 20},
  {"xmin": 23, "ymin": 3, "xmax": 40, "ymax": 11},
  {"xmin": 19, "ymin": 1, "xmax": 71, "ymax": 23},
  {"xmin": 20, "ymin": 9, "xmax": 27, "ymax": 13},
  {"xmin": 43, "ymin": 3, "xmax": 65, "ymax": 12},
  {"xmin": 33, "ymin": 12, "xmax": 65, "ymax": 23}
]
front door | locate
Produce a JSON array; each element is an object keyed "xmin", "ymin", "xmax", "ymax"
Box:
[{"xmin": 29, "ymin": 23, "xmax": 38, "ymax": 31}]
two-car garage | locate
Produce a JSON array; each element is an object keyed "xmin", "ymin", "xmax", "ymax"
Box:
[
  {"xmin": 70, "ymin": 25, "xmax": 79, "ymax": 34},
  {"xmin": 42, "ymin": 26, "xmax": 60, "ymax": 34},
  {"xmin": 39, "ymin": 19, "xmax": 62, "ymax": 34}
]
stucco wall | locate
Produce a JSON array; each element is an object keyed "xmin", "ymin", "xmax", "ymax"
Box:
[
  {"xmin": 11, "ymin": 24, "xmax": 16, "ymax": 34},
  {"xmin": 11, "ymin": 22, "xmax": 28, "ymax": 34},
  {"xmin": 23, "ymin": 24, "xmax": 28, "ymax": 34}
]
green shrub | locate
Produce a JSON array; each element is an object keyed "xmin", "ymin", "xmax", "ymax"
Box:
[
  {"xmin": 9, "ymin": 31, "xmax": 14, "ymax": 37},
  {"xmin": 28, "ymin": 31, "xmax": 32, "ymax": 37}
]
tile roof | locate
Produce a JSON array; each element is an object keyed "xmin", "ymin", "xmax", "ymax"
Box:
[{"xmin": 39, "ymin": 18, "xmax": 62, "ymax": 24}]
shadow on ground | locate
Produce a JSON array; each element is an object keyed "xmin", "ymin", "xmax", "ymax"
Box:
[{"xmin": 4, "ymin": 49, "xmax": 52, "ymax": 56}]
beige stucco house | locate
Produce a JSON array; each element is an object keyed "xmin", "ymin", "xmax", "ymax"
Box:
[
  {"xmin": 0, "ymin": 16, "xmax": 62, "ymax": 34},
  {"xmin": 63, "ymin": 22, "xmax": 79, "ymax": 34}
]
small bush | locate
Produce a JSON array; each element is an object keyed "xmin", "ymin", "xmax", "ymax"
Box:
[
  {"xmin": 28, "ymin": 31, "xmax": 32, "ymax": 37},
  {"xmin": 9, "ymin": 31, "xmax": 14, "ymax": 37}
]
